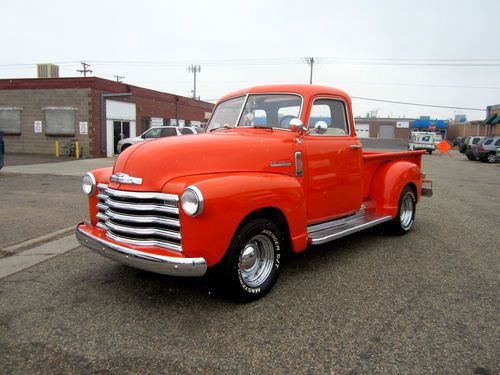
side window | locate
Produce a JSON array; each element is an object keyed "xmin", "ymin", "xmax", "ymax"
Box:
[
  {"xmin": 308, "ymin": 99, "xmax": 348, "ymax": 136},
  {"xmin": 494, "ymin": 139, "xmax": 500, "ymax": 146},
  {"xmin": 180, "ymin": 127, "xmax": 195, "ymax": 135},
  {"xmin": 160, "ymin": 128, "xmax": 177, "ymax": 137},
  {"xmin": 484, "ymin": 139, "xmax": 493, "ymax": 145},
  {"xmin": 144, "ymin": 128, "xmax": 161, "ymax": 138}
]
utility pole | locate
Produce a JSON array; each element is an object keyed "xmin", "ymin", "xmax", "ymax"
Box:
[
  {"xmin": 188, "ymin": 65, "xmax": 201, "ymax": 100},
  {"xmin": 305, "ymin": 57, "xmax": 315, "ymax": 84},
  {"xmin": 77, "ymin": 61, "xmax": 93, "ymax": 77},
  {"xmin": 114, "ymin": 75, "xmax": 125, "ymax": 83}
]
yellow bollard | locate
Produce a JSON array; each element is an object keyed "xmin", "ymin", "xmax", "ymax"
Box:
[
  {"xmin": 75, "ymin": 141, "xmax": 80, "ymax": 159},
  {"xmin": 55, "ymin": 141, "xmax": 59, "ymax": 158}
]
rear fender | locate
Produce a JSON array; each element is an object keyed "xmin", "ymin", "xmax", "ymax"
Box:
[
  {"xmin": 165, "ymin": 173, "xmax": 308, "ymax": 267},
  {"xmin": 370, "ymin": 161, "xmax": 421, "ymax": 217}
]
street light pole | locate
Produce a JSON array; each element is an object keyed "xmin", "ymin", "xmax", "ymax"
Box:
[{"xmin": 188, "ymin": 65, "xmax": 201, "ymax": 99}]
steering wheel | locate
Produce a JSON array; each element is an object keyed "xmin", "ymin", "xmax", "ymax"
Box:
[{"xmin": 279, "ymin": 115, "xmax": 297, "ymax": 128}]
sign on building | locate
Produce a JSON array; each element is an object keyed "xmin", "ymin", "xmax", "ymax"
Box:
[
  {"xmin": 396, "ymin": 121, "xmax": 409, "ymax": 128},
  {"xmin": 34, "ymin": 120, "xmax": 42, "ymax": 133},
  {"xmin": 79, "ymin": 121, "xmax": 88, "ymax": 134},
  {"xmin": 150, "ymin": 117, "xmax": 163, "ymax": 127}
]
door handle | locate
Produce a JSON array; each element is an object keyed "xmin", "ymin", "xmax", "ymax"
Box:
[{"xmin": 350, "ymin": 144, "xmax": 362, "ymax": 149}]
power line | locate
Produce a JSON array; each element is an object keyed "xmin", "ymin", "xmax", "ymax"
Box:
[{"xmin": 350, "ymin": 96, "xmax": 485, "ymax": 111}]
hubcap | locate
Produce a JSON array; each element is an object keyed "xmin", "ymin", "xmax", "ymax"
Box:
[
  {"xmin": 239, "ymin": 234, "xmax": 275, "ymax": 288},
  {"xmin": 400, "ymin": 193, "xmax": 414, "ymax": 230},
  {"xmin": 487, "ymin": 154, "xmax": 496, "ymax": 163}
]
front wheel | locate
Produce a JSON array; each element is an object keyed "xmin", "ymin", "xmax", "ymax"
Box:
[
  {"xmin": 486, "ymin": 153, "xmax": 497, "ymax": 163},
  {"xmin": 222, "ymin": 219, "xmax": 283, "ymax": 302},
  {"xmin": 388, "ymin": 186, "xmax": 416, "ymax": 235},
  {"xmin": 466, "ymin": 154, "xmax": 474, "ymax": 160}
]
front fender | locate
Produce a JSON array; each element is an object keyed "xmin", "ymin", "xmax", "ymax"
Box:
[
  {"xmin": 370, "ymin": 161, "xmax": 421, "ymax": 218},
  {"xmin": 164, "ymin": 173, "xmax": 308, "ymax": 267}
]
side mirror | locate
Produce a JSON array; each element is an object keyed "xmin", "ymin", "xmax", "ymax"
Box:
[
  {"xmin": 314, "ymin": 121, "xmax": 328, "ymax": 134},
  {"xmin": 289, "ymin": 118, "xmax": 306, "ymax": 134}
]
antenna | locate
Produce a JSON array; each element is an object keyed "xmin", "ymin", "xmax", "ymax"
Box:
[
  {"xmin": 114, "ymin": 75, "xmax": 125, "ymax": 83},
  {"xmin": 188, "ymin": 65, "xmax": 201, "ymax": 100}
]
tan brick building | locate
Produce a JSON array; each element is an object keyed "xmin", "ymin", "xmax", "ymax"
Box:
[{"xmin": 0, "ymin": 77, "xmax": 213, "ymax": 158}]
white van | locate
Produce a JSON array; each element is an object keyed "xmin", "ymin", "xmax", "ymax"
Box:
[{"xmin": 408, "ymin": 132, "xmax": 437, "ymax": 154}]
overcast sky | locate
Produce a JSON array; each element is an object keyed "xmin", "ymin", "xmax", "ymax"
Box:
[{"xmin": 1, "ymin": 0, "xmax": 499, "ymax": 120}]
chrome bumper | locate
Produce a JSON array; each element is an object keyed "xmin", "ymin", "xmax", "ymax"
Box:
[{"xmin": 76, "ymin": 223, "xmax": 207, "ymax": 277}]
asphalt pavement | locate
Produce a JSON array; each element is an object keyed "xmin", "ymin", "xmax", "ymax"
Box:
[{"xmin": 0, "ymin": 147, "xmax": 498, "ymax": 374}]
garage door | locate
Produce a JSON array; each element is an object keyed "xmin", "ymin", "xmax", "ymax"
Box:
[
  {"xmin": 355, "ymin": 124, "xmax": 370, "ymax": 138},
  {"xmin": 378, "ymin": 125, "xmax": 395, "ymax": 139}
]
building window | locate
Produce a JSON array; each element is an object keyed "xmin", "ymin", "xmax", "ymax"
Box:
[
  {"xmin": 44, "ymin": 107, "xmax": 77, "ymax": 136},
  {"xmin": 0, "ymin": 107, "xmax": 22, "ymax": 135}
]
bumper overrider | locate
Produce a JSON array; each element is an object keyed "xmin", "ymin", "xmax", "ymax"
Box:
[{"xmin": 76, "ymin": 223, "xmax": 207, "ymax": 277}]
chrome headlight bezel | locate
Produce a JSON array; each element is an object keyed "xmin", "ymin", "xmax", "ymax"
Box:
[
  {"xmin": 181, "ymin": 185, "xmax": 204, "ymax": 217},
  {"xmin": 82, "ymin": 172, "xmax": 96, "ymax": 196}
]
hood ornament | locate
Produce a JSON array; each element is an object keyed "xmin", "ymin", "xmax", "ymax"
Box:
[{"xmin": 110, "ymin": 173, "xmax": 143, "ymax": 185}]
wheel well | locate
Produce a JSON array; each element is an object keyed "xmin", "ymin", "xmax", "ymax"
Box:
[
  {"xmin": 407, "ymin": 182, "xmax": 417, "ymax": 200},
  {"xmin": 237, "ymin": 208, "xmax": 292, "ymax": 252}
]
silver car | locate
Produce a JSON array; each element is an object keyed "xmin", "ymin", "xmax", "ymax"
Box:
[
  {"xmin": 471, "ymin": 136, "xmax": 500, "ymax": 163},
  {"xmin": 117, "ymin": 126, "xmax": 204, "ymax": 153}
]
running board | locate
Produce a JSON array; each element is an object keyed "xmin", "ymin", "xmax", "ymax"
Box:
[{"xmin": 307, "ymin": 212, "xmax": 392, "ymax": 245}]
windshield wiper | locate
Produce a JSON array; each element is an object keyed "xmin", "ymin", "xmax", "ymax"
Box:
[{"xmin": 210, "ymin": 125, "xmax": 234, "ymax": 132}]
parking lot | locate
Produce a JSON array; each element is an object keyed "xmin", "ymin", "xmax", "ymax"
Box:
[{"xmin": 0, "ymin": 143, "xmax": 499, "ymax": 374}]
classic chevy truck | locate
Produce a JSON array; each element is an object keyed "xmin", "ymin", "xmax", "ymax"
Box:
[{"xmin": 76, "ymin": 84, "xmax": 432, "ymax": 301}]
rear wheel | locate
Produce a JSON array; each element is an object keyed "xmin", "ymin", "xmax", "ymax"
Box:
[
  {"xmin": 388, "ymin": 186, "xmax": 416, "ymax": 235},
  {"xmin": 466, "ymin": 154, "xmax": 474, "ymax": 160},
  {"xmin": 222, "ymin": 218, "xmax": 283, "ymax": 302},
  {"xmin": 486, "ymin": 153, "xmax": 497, "ymax": 163}
]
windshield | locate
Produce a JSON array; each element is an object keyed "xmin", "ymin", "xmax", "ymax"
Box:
[{"xmin": 207, "ymin": 94, "xmax": 302, "ymax": 131}]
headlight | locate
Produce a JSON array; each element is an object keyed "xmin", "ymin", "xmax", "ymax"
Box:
[
  {"xmin": 82, "ymin": 172, "xmax": 96, "ymax": 196},
  {"xmin": 181, "ymin": 185, "xmax": 204, "ymax": 217}
]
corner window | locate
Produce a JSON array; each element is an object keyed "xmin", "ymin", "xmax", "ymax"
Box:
[
  {"xmin": 180, "ymin": 127, "xmax": 195, "ymax": 135},
  {"xmin": 0, "ymin": 107, "xmax": 22, "ymax": 134},
  {"xmin": 44, "ymin": 107, "xmax": 77, "ymax": 136},
  {"xmin": 308, "ymin": 99, "xmax": 349, "ymax": 136}
]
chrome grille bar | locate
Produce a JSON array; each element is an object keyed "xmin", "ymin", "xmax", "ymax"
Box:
[{"xmin": 94, "ymin": 184, "xmax": 182, "ymax": 252}]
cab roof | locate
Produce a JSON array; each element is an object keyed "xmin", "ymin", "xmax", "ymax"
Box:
[{"xmin": 218, "ymin": 84, "xmax": 351, "ymax": 104}]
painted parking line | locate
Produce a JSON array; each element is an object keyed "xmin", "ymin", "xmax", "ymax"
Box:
[{"xmin": 0, "ymin": 235, "xmax": 80, "ymax": 279}]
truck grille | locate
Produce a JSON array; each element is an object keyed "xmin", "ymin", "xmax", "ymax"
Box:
[{"xmin": 95, "ymin": 184, "xmax": 182, "ymax": 252}]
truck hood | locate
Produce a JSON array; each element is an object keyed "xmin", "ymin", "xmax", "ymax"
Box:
[{"xmin": 110, "ymin": 129, "xmax": 297, "ymax": 192}]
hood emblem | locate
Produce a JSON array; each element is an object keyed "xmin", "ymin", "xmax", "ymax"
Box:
[{"xmin": 110, "ymin": 173, "xmax": 143, "ymax": 185}]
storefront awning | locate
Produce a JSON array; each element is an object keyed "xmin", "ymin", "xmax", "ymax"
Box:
[
  {"xmin": 483, "ymin": 113, "xmax": 500, "ymax": 125},
  {"xmin": 411, "ymin": 119, "xmax": 447, "ymax": 129}
]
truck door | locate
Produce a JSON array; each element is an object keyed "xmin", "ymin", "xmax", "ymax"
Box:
[{"xmin": 302, "ymin": 97, "xmax": 363, "ymax": 223}]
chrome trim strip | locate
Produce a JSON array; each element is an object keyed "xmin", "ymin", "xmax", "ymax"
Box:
[
  {"xmin": 98, "ymin": 183, "xmax": 108, "ymax": 190},
  {"xmin": 105, "ymin": 209, "xmax": 180, "ymax": 227},
  {"xmin": 105, "ymin": 187, "xmax": 178, "ymax": 204},
  {"xmin": 295, "ymin": 152, "xmax": 303, "ymax": 177},
  {"xmin": 307, "ymin": 208, "xmax": 367, "ymax": 233},
  {"xmin": 105, "ymin": 198, "xmax": 179, "ymax": 215},
  {"xmin": 76, "ymin": 224, "xmax": 205, "ymax": 277},
  {"xmin": 105, "ymin": 220, "xmax": 182, "ymax": 241},
  {"xmin": 97, "ymin": 193, "xmax": 108, "ymax": 200},
  {"xmin": 97, "ymin": 203, "xmax": 108, "ymax": 211},
  {"xmin": 270, "ymin": 161, "xmax": 292, "ymax": 167}
]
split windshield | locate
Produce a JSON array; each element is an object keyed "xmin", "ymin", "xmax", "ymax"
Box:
[{"xmin": 207, "ymin": 94, "xmax": 302, "ymax": 131}]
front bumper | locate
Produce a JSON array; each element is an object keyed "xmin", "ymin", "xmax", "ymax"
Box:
[{"xmin": 76, "ymin": 223, "xmax": 207, "ymax": 277}]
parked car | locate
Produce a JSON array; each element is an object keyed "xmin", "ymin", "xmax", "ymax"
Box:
[
  {"xmin": 464, "ymin": 136, "xmax": 485, "ymax": 160},
  {"xmin": 471, "ymin": 137, "xmax": 500, "ymax": 163},
  {"xmin": 116, "ymin": 126, "xmax": 204, "ymax": 153},
  {"xmin": 77, "ymin": 84, "xmax": 432, "ymax": 301}
]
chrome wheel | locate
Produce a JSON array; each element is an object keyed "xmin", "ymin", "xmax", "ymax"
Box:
[
  {"xmin": 487, "ymin": 153, "xmax": 496, "ymax": 163},
  {"xmin": 239, "ymin": 234, "xmax": 275, "ymax": 288},
  {"xmin": 400, "ymin": 192, "xmax": 415, "ymax": 230}
]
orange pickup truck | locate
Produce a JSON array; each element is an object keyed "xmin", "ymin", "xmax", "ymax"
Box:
[{"xmin": 76, "ymin": 84, "xmax": 432, "ymax": 301}]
